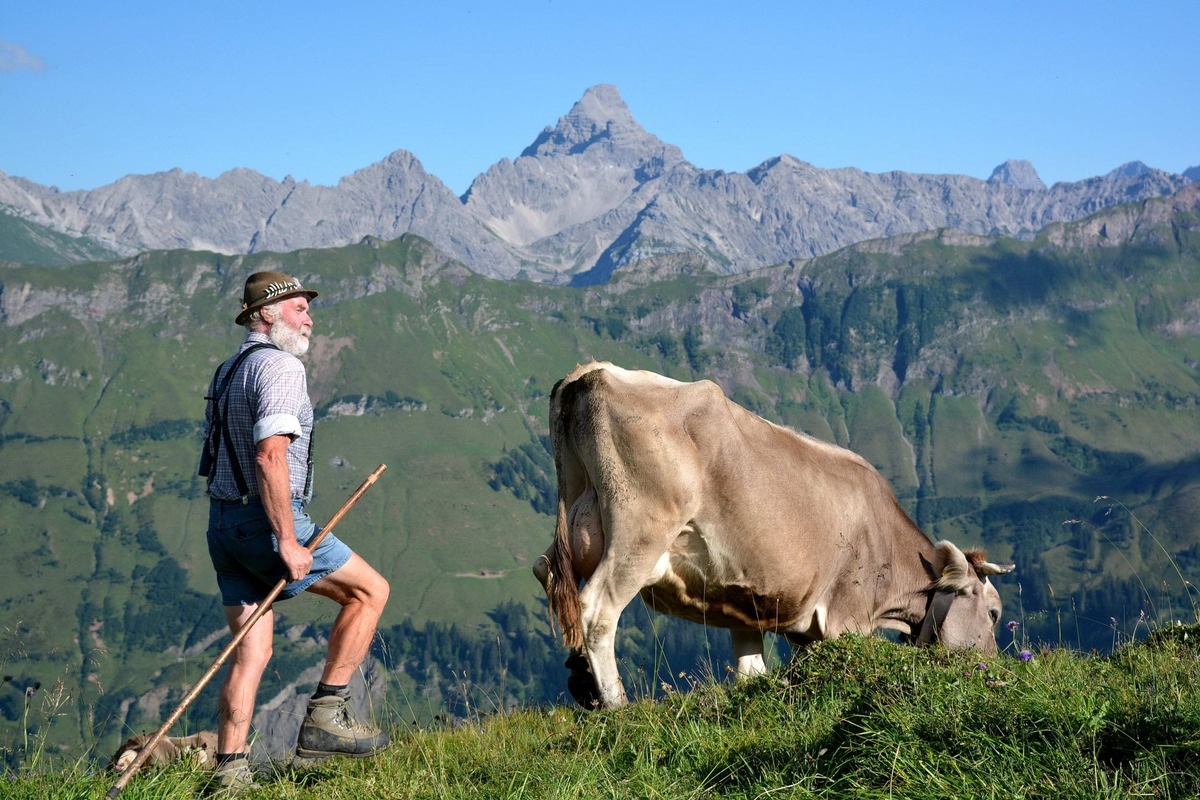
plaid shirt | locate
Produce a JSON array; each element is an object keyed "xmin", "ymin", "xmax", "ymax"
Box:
[{"xmin": 203, "ymin": 332, "xmax": 315, "ymax": 503}]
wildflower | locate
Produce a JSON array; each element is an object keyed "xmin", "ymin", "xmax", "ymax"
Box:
[
  {"xmin": 1006, "ymin": 620, "xmax": 1020, "ymax": 632},
  {"xmin": 1019, "ymin": 649, "xmax": 1034, "ymax": 662},
  {"xmin": 975, "ymin": 662, "xmax": 988, "ymax": 671}
]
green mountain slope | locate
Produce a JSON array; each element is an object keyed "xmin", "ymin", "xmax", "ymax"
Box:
[
  {"xmin": 0, "ymin": 206, "xmax": 118, "ymax": 266},
  {"xmin": 2, "ymin": 185, "xmax": 1200, "ymax": 764}
]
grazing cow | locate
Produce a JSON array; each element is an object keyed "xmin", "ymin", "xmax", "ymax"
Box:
[
  {"xmin": 533, "ymin": 362, "xmax": 1014, "ymax": 709},
  {"xmin": 109, "ymin": 731, "xmax": 219, "ymax": 773}
]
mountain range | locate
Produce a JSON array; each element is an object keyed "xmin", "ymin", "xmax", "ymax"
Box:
[{"xmin": 1, "ymin": 84, "xmax": 1195, "ymax": 283}]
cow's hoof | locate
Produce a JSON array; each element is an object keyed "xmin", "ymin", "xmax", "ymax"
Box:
[{"xmin": 564, "ymin": 652, "xmax": 602, "ymax": 710}]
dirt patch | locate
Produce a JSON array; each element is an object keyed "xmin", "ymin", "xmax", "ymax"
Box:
[
  {"xmin": 454, "ymin": 568, "xmax": 514, "ymax": 579},
  {"xmin": 306, "ymin": 334, "xmax": 354, "ymax": 403}
]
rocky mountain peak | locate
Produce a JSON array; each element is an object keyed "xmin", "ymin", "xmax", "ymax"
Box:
[
  {"xmin": 520, "ymin": 84, "xmax": 677, "ymax": 161},
  {"xmin": 461, "ymin": 85, "xmax": 689, "ymax": 254},
  {"xmin": 1107, "ymin": 161, "xmax": 1152, "ymax": 180},
  {"xmin": 1, "ymin": 84, "xmax": 1195, "ymax": 282},
  {"xmin": 988, "ymin": 159, "xmax": 1046, "ymax": 191}
]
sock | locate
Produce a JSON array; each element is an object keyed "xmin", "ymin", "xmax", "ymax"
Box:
[
  {"xmin": 312, "ymin": 681, "xmax": 348, "ymax": 699},
  {"xmin": 215, "ymin": 752, "xmax": 246, "ymax": 767}
]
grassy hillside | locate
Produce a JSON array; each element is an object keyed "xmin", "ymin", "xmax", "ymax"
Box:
[
  {"xmin": 0, "ymin": 206, "xmax": 118, "ymax": 266},
  {"xmin": 12, "ymin": 629, "xmax": 1200, "ymax": 798},
  {"xmin": 2, "ymin": 186, "xmax": 1200, "ymax": 766}
]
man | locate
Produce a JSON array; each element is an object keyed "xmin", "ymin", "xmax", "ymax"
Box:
[{"xmin": 200, "ymin": 271, "xmax": 391, "ymax": 790}]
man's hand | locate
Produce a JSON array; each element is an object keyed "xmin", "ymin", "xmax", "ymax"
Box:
[{"xmin": 278, "ymin": 537, "xmax": 313, "ymax": 581}]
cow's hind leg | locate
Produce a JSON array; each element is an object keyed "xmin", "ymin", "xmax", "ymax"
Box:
[
  {"xmin": 578, "ymin": 585, "xmax": 628, "ymax": 708},
  {"xmin": 564, "ymin": 650, "xmax": 601, "ymax": 709},
  {"xmin": 731, "ymin": 629, "xmax": 767, "ymax": 678},
  {"xmin": 577, "ymin": 536, "xmax": 676, "ymax": 708}
]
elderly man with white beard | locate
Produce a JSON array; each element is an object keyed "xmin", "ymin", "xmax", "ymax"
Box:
[{"xmin": 199, "ymin": 271, "xmax": 391, "ymax": 792}]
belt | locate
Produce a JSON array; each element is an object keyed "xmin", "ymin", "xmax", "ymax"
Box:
[
  {"xmin": 212, "ymin": 496, "xmax": 258, "ymax": 506},
  {"xmin": 211, "ymin": 495, "xmax": 305, "ymax": 506}
]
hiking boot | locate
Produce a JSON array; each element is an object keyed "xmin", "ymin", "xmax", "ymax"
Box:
[
  {"xmin": 208, "ymin": 755, "xmax": 256, "ymax": 795},
  {"xmin": 295, "ymin": 688, "xmax": 390, "ymax": 758}
]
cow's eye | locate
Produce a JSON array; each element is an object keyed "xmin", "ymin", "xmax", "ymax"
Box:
[{"xmin": 989, "ymin": 608, "xmax": 1000, "ymax": 624}]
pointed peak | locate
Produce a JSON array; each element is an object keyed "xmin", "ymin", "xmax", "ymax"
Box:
[
  {"xmin": 571, "ymin": 84, "xmax": 632, "ymax": 120},
  {"xmin": 1105, "ymin": 161, "xmax": 1151, "ymax": 180},
  {"xmin": 988, "ymin": 160, "xmax": 1045, "ymax": 191},
  {"xmin": 520, "ymin": 84, "xmax": 661, "ymax": 159}
]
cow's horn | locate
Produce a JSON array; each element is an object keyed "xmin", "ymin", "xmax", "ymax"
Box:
[
  {"xmin": 961, "ymin": 547, "xmax": 1016, "ymax": 577},
  {"xmin": 974, "ymin": 560, "xmax": 1016, "ymax": 577}
]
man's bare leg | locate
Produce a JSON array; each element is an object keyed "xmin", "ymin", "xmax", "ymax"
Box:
[
  {"xmin": 218, "ymin": 603, "xmax": 274, "ymax": 754},
  {"xmin": 295, "ymin": 553, "xmax": 391, "ymax": 758},
  {"xmin": 305, "ymin": 553, "xmax": 390, "ymax": 684}
]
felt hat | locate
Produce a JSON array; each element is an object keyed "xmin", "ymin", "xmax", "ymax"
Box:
[{"xmin": 235, "ymin": 271, "xmax": 318, "ymax": 324}]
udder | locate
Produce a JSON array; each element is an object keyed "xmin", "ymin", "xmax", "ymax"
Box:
[{"xmin": 568, "ymin": 488, "xmax": 604, "ymax": 580}]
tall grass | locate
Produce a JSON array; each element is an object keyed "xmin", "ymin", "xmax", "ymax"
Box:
[{"xmin": 7, "ymin": 627, "xmax": 1200, "ymax": 799}]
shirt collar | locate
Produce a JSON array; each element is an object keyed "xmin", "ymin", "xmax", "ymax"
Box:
[{"xmin": 244, "ymin": 331, "xmax": 273, "ymax": 348}]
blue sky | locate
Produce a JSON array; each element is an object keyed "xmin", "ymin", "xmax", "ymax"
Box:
[{"xmin": 2, "ymin": 1, "xmax": 1197, "ymax": 195}]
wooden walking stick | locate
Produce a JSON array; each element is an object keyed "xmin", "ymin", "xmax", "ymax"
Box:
[{"xmin": 107, "ymin": 463, "xmax": 387, "ymax": 798}]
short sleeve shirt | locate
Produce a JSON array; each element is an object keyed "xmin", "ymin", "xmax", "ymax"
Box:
[{"xmin": 204, "ymin": 332, "xmax": 315, "ymax": 503}]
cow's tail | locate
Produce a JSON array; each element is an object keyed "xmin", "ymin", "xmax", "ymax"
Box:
[
  {"xmin": 548, "ymin": 495, "xmax": 584, "ymax": 651},
  {"xmin": 544, "ymin": 371, "xmax": 590, "ymax": 652}
]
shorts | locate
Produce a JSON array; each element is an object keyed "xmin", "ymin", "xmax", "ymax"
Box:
[{"xmin": 207, "ymin": 497, "xmax": 353, "ymax": 606}]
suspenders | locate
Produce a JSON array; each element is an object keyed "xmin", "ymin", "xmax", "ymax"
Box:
[{"xmin": 201, "ymin": 342, "xmax": 312, "ymax": 500}]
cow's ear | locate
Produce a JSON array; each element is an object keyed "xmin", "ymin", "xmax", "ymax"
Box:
[{"xmin": 932, "ymin": 541, "xmax": 974, "ymax": 593}]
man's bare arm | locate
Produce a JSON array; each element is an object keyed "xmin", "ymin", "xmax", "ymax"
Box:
[{"xmin": 256, "ymin": 434, "xmax": 313, "ymax": 581}]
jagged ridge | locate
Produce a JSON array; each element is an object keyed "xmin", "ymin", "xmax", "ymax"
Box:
[{"xmin": 0, "ymin": 85, "xmax": 1195, "ymax": 281}]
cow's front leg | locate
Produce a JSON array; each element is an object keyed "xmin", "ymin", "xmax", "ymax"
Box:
[{"xmin": 731, "ymin": 629, "xmax": 767, "ymax": 678}]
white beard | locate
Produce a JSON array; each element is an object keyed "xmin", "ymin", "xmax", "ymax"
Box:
[{"xmin": 269, "ymin": 317, "xmax": 311, "ymax": 357}]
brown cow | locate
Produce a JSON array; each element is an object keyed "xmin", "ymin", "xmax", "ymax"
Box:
[
  {"xmin": 109, "ymin": 731, "xmax": 218, "ymax": 773},
  {"xmin": 533, "ymin": 362, "xmax": 1014, "ymax": 709}
]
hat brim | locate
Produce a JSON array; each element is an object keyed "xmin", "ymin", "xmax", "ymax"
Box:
[{"xmin": 235, "ymin": 288, "xmax": 319, "ymax": 325}]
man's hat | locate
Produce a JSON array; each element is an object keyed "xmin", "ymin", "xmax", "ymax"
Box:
[{"xmin": 235, "ymin": 271, "xmax": 318, "ymax": 324}]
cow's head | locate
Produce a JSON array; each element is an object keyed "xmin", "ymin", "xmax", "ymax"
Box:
[{"xmin": 915, "ymin": 541, "xmax": 1014, "ymax": 654}]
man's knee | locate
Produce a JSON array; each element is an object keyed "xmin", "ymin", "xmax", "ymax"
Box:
[
  {"xmin": 230, "ymin": 638, "xmax": 272, "ymax": 675},
  {"xmin": 366, "ymin": 570, "xmax": 389, "ymax": 614},
  {"xmin": 343, "ymin": 563, "xmax": 389, "ymax": 613}
]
